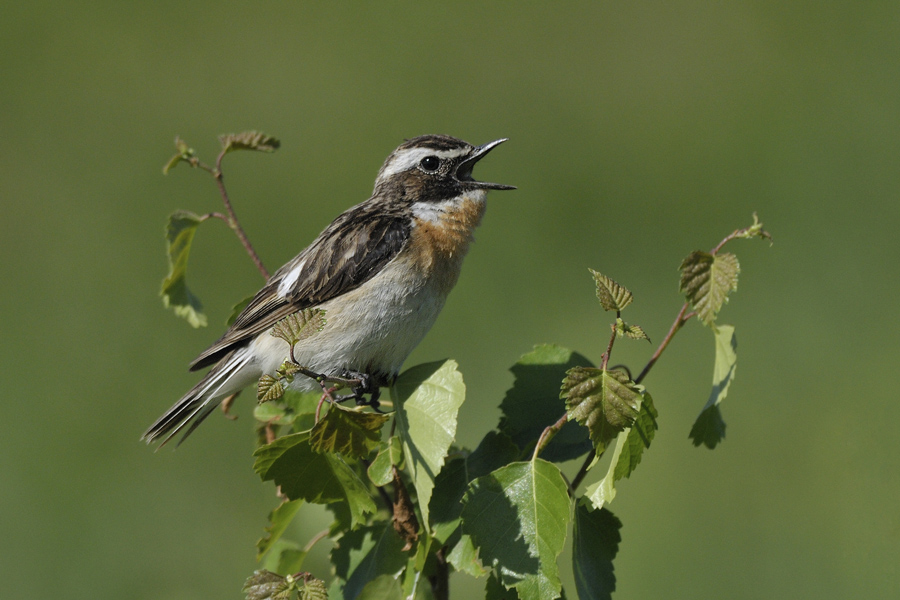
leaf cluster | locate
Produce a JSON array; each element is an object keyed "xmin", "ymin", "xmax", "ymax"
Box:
[
  {"xmin": 249, "ymin": 355, "xmax": 629, "ymax": 600},
  {"xmin": 154, "ymin": 149, "xmax": 771, "ymax": 600},
  {"xmin": 238, "ymin": 215, "xmax": 768, "ymax": 600}
]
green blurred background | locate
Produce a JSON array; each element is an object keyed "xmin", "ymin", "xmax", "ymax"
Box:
[{"xmin": 2, "ymin": 1, "xmax": 898, "ymax": 598}]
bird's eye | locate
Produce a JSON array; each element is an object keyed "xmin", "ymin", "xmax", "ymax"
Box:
[{"xmin": 419, "ymin": 156, "xmax": 440, "ymax": 172}]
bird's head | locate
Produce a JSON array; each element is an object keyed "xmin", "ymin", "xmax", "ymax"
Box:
[{"xmin": 373, "ymin": 134, "xmax": 515, "ymax": 201}]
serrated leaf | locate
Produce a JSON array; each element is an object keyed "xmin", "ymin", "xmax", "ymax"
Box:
[
  {"xmin": 447, "ymin": 533, "xmax": 489, "ymax": 578},
  {"xmin": 309, "ymin": 404, "xmax": 389, "ymax": 459},
  {"xmin": 160, "ymin": 210, "xmax": 207, "ymax": 327},
  {"xmin": 461, "ymin": 460, "xmax": 571, "ymax": 600},
  {"xmin": 332, "ymin": 524, "xmax": 409, "ymax": 600},
  {"xmin": 220, "ymin": 131, "xmax": 281, "ymax": 153},
  {"xmin": 590, "ymin": 270, "xmax": 633, "ymax": 311},
  {"xmin": 242, "ymin": 570, "xmax": 294, "ymax": 600},
  {"xmin": 227, "ymin": 294, "xmax": 254, "ymax": 326},
  {"xmin": 355, "ymin": 574, "xmax": 404, "ymax": 600},
  {"xmin": 679, "ymin": 251, "xmax": 740, "ymax": 325},
  {"xmin": 299, "ymin": 576, "xmax": 328, "ymax": 600},
  {"xmin": 563, "ymin": 367, "xmax": 642, "ymax": 453},
  {"xmin": 392, "ymin": 360, "xmax": 466, "ymax": 530},
  {"xmin": 690, "ymin": 324, "xmax": 736, "ymax": 448},
  {"xmin": 271, "ymin": 309, "xmax": 327, "ymax": 347},
  {"xmin": 278, "ymin": 361, "xmax": 302, "ymax": 379},
  {"xmin": 368, "ymin": 436, "xmax": 403, "ymax": 487},
  {"xmin": 257, "ymin": 499, "xmax": 303, "ymax": 559},
  {"xmin": 258, "ymin": 375, "xmax": 286, "ymax": 403},
  {"xmin": 499, "ymin": 345, "xmax": 593, "ymax": 462},
  {"xmin": 572, "ymin": 501, "xmax": 622, "ymax": 600},
  {"xmin": 254, "ymin": 433, "xmax": 375, "ymax": 527},
  {"xmin": 614, "ymin": 318, "xmax": 649, "ymax": 342},
  {"xmin": 584, "ymin": 391, "xmax": 654, "ymax": 510}
]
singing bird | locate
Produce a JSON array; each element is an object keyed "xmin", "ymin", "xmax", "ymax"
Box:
[{"xmin": 143, "ymin": 134, "xmax": 514, "ymax": 446}]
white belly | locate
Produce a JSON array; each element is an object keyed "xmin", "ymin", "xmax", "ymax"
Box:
[{"xmin": 250, "ymin": 253, "xmax": 449, "ymax": 389}]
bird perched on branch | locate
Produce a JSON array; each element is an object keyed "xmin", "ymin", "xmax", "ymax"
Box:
[{"xmin": 143, "ymin": 134, "xmax": 514, "ymax": 446}]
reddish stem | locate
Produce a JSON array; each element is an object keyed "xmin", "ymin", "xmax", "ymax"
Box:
[
  {"xmin": 532, "ymin": 412, "xmax": 570, "ymax": 461},
  {"xmin": 213, "ymin": 149, "xmax": 270, "ymax": 280}
]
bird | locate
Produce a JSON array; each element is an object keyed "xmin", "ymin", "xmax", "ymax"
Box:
[{"xmin": 143, "ymin": 134, "xmax": 514, "ymax": 446}]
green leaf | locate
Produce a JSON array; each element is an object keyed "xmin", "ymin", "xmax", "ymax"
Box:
[
  {"xmin": 461, "ymin": 460, "xmax": 571, "ymax": 600},
  {"xmin": 257, "ymin": 499, "xmax": 303, "ymax": 559},
  {"xmin": 368, "ymin": 436, "xmax": 403, "ymax": 487},
  {"xmin": 589, "ymin": 270, "xmax": 633, "ymax": 311},
  {"xmin": 447, "ymin": 533, "xmax": 488, "ymax": 578},
  {"xmin": 614, "ymin": 318, "xmax": 649, "ymax": 342},
  {"xmin": 613, "ymin": 391, "xmax": 658, "ymax": 481},
  {"xmin": 584, "ymin": 390, "xmax": 655, "ymax": 510},
  {"xmin": 254, "ymin": 433, "xmax": 375, "ymax": 527},
  {"xmin": 690, "ymin": 324, "xmax": 736, "ymax": 448},
  {"xmin": 162, "ymin": 136, "xmax": 195, "ymax": 174},
  {"xmin": 679, "ymin": 251, "xmax": 740, "ymax": 325},
  {"xmin": 220, "ymin": 131, "xmax": 281, "ymax": 153},
  {"xmin": 736, "ymin": 212, "xmax": 773, "ymax": 242},
  {"xmin": 160, "ymin": 210, "xmax": 207, "ymax": 327},
  {"xmin": 499, "ymin": 345, "xmax": 593, "ymax": 462},
  {"xmin": 258, "ymin": 374, "xmax": 286, "ymax": 403},
  {"xmin": 260, "ymin": 539, "xmax": 308, "ymax": 576},
  {"xmin": 430, "ymin": 431, "xmax": 521, "ymax": 544},
  {"xmin": 271, "ymin": 309, "xmax": 327, "ymax": 347},
  {"xmin": 227, "ymin": 294, "xmax": 254, "ymax": 326},
  {"xmin": 278, "ymin": 361, "xmax": 302, "ymax": 380},
  {"xmin": 298, "ymin": 576, "xmax": 328, "ymax": 600},
  {"xmin": 466, "ymin": 431, "xmax": 522, "ymax": 480},
  {"xmin": 253, "ymin": 390, "xmax": 319, "ymax": 431},
  {"xmin": 690, "ymin": 405, "xmax": 726, "ymax": 449},
  {"xmin": 429, "ymin": 456, "xmax": 469, "ymax": 544},
  {"xmin": 585, "ymin": 432, "xmax": 625, "ymax": 510},
  {"xmin": 332, "ymin": 524, "xmax": 409, "ymax": 600},
  {"xmin": 309, "ymin": 404, "xmax": 389, "ymax": 459},
  {"xmin": 485, "ymin": 572, "xmax": 520, "ymax": 599},
  {"xmin": 392, "ymin": 360, "xmax": 466, "ymax": 530},
  {"xmin": 572, "ymin": 501, "xmax": 622, "ymax": 600},
  {"xmin": 563, "ymin": 367, "xmax": 642, "ymax": 453},
  {"xmin": 355, "ymin": 574, "xmax": 404, "ymax": 600},
  {"xmin": 242, "ymin": 570, "xmax": 294, "ymax": 600}
]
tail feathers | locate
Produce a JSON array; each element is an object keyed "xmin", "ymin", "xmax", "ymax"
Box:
[{"xmin": 142, "ymin": 349, "xmax": 252, "ymax": 448}]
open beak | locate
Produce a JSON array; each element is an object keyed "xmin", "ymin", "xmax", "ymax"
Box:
[{"xmin": 456, "ymin": 138, "xmax": 516, "ymax": 190}]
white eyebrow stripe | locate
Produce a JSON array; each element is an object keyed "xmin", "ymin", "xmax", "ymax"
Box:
[{"xmin": 378, "ymin": 147, "xmax": 467, "ymax": 180}]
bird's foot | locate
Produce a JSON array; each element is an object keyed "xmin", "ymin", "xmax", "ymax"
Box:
[{"xmin": 332, "ymin": 370, "xmax": 382, "ymax": 411}]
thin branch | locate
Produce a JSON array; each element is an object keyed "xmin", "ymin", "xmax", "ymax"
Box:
[
  {"xmin": 213, "ymin": 148, "xmax": 270, "ymax": 280},
  {"xmin": 569, "ymin": 449, "xmax": 597, "ymax": 493},
  {"xmin": 302, "ymin": 529, "xmax": 330, "ymax": 553},
  {"xmin": 600, "ymin": 310, "xmax": 620, "ymax": 371},
  {"xmin": 635, "ymin": 302, "xmax": 693, "ymax": 385},
  {"xmin": 183, "ymin": 151, "xmax": 270, "ymax": 280},
  {"xmin": 199, "ymin": 211, "xmax": 228, "ymax": 223},
  {"xmin": 429, "ymin": 546, "xmax": 450, "ymax": 600}
]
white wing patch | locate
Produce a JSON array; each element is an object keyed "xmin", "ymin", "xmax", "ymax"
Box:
[{"xmin": 277, "ymin": 259, "xmax": 306, "ymax": 297}]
